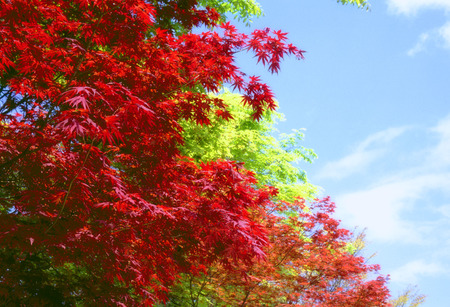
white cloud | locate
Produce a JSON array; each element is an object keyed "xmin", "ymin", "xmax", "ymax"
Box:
[
  {"xmin": 315, "ymin": 150, "xmax": 382, "ymax": 180},
  {"xmin": 438, "ymin": 22, "xmax": 450, "ymax": 49},
  {"xmin": 436, "ymin": 204, "xmax": 450, "ymax": 217},
  {"xmin": 390, "ymin": 259, "xmax": 444, "ymax": 284},
  {"xmin": 387, "ymin": 0, "xmax": 450, "ymax": 16},
  {"xmin": 315, "ymin": 115, "xmax": 450, "ymax": 294},
  {"xmin": 315, "ymin": 127, "xmax": 408, "ymax": 180},
  {"xmin": 407, "ymin": 33, "xmax": 430, "ymax": 56},
  {"xmin": 428, "ymin": 113, "xmax": 450, "ymax": 167},
  {"xmin": 387, "ymin": 0, "xmax": 450, "ymax": 54},
  {"xmin": 407, "ymin": 23, "xmax": 450, "ymax": 56},
  {"xmin": 357, "ymin": 127, "xmax": 408, "ymax": 150},
  {"xmin": 336, "ymin": 173, "xmax": 450, "ymax": 243},
  {"xmin": 324, "ymin": 115, "xmax": 450, "ymax": 243}
]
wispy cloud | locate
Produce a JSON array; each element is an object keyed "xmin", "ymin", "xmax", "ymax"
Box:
[
  {"xmin": 438, "ymin": 21, "xmax": 450, "ymax": 49},
  {"xmin": 407, "ymin": 22, "xmax": 450, "ymax": 56},
  {"xmin": 324, "ymin": 115, "xmax": 450, "ymax": 243},
  {"xmin": 407, "ymin": 33, "xmax": 430, "ymax": 56},
  {"xmin": 327, "ymin": 115, "xmax": 450, "ymax": 294},
  {"xmin": 387, "ymin": 0, "xmax": 450, "ymax": 55},
  {"xmin": 315, "ymin": 127, "xmax": 408, "ymax": 180},
  {"xmin": 390, "ymin": 259, "xmax": 445, "ymax": 284},
  {"xmin": 336, "ymin": 173, "xmax": 450, "ymax": 243},
  {"xmin": 387, "ymin": 0, "xmax": 450, "ymax": 16},
  {"xmin": 428, "ymin": 113, "xmax": 450, "ymax": 167},
  {"xmin": 436, "ymin": 203, "xmax": 450, "ymax": 217}
]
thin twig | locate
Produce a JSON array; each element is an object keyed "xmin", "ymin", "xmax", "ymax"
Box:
[{"xmin": 45, "ymin": 138, "xmax": 96, "ymax": 233}]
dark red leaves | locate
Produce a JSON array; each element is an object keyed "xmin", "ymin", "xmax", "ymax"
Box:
[
  {"xmin": 242, "ymin": 76, "xmax": 276, "ymax": 120},
  {"xmin": 248, "ymin": 27, "xmax": 305, "ymax": 74},
  {"xmin": 183, "ymin": 198, "xmax": 391, "ymax": 306}
]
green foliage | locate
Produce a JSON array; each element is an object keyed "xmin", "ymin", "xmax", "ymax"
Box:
[
  {"xmin": 197, "ymin": 0, "xmax": 370, "ymax": 26},
  {"xmin": 338, "ymin": 0, "xmax": 371, "ymax": 10},
  {"xmin": 0, "ymin": 249, "xmax": 88, "ymax": 305},
  {"xmin": 198, "ymin": 0, "xmax": 263, "ymax": 24},
  {"xmin": 156, "ymin": 271, "xmax": 223, "ymax": 307},
  {"xmin": 180, "ymin": 91, "xmax": 317, "ymax": 202}
]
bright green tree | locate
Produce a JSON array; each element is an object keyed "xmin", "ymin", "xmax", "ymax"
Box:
[
  {"xmin": 199, "ymin": 0, "xmax": 262, "ymax": 24},
  {"xmin": 180, "ymin": 91, "xmax": 318, "ymax": 202}
]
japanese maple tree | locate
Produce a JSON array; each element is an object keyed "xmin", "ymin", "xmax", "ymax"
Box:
[
  {"xmin": 173, "ymin": 198, "xmax": 391, "ymax": 306},
  {"xmin": 0, "ymin": 0, "xmax": 304, "ymax": 304}
]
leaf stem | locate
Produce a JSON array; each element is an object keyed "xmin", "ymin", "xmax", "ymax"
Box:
[{"xmin": 45, "ymin": 138, "xmax": 95, "ymax": 233}]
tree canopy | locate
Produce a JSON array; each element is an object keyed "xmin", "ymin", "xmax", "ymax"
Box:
[
  {"xmin": 159, "ymin": 92, "xmax": 390, "ymax": 306},
  {"xmin": 1, "ymin": 0, "xmax": 391, "ymax": 305}
]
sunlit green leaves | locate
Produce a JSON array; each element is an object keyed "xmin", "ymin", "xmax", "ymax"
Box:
[
  {"xmin": 198, "ymin": 0, "xmax": 263, "ymax": 25},
  {"xmin": 338, "ymin": 0, "xmax": 371, "ymax": 10},
  {"xmin": 180, "ymin": 91, "xmax": 317, "ymax": 202}
]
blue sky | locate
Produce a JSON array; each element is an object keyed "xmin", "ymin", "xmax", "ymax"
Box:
[{"xmin": 235, "ymin": 0, "xmax": 450, "ymax": 305}]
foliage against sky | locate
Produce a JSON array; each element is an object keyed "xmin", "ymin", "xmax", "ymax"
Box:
[
  {"xmin": 180, "ymin": 91, "xmax": 318, "ymax": 202},
  {"xmin": 0, "ymin": 0, "xmax": 392, "ymax": 305},
  {"xmin": 171, "ymin": 90, "xmax": 394, "ymax": 306},
  {"xmin": 0, "ymin": 0, "xmax": 299, "ymax": 303}
]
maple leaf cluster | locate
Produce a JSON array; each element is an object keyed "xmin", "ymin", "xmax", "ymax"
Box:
[
  {"xmin": 166, "ymin": 198, "xmax": 391, "ymax": 306},
  {"xmin": 0, "ymin": 0, "xmax": 390, "ymax": 305}
]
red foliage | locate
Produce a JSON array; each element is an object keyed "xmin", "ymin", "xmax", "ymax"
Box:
[
  {"xmin": 0, "ymin": 0, "xmax": 301, "ymax": 304},
  {"xmin": 176, "ymin": 198, "xmax": 391, "ymax": 306}
]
